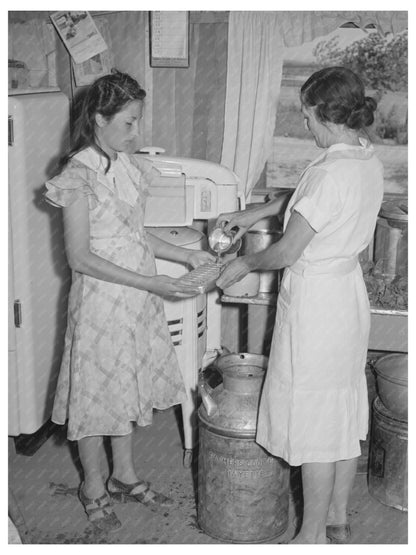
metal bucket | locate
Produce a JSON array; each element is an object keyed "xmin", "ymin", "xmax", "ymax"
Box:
[
  {"xmin": 368, "ymin": 396, "xmax": 408, "ymax": 511},
  {"xmin": 241, "ymin": 203, "xmax": 284, "ymax": 293},
  {"xmin": 197, "ymin": 353, "xmax": 290, "ymax": 543}
]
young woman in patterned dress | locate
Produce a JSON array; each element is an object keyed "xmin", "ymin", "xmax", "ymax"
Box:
[{"xmin": 45, "ymin": 70, "xmax": 214, "ymax": 531}]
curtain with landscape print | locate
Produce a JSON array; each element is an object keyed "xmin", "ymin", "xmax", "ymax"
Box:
[{"xmin": 221, "ymin": 11, "xmax": 408, "ymax": 199}]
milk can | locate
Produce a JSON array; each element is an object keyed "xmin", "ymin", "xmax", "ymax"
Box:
[
  {"xmin": 374, "ymin": 199, "xmax": 408, "ymax": 280},
  {"xmin": 197, "ymin": 353, "xmax": 290, "ymax": 543}
]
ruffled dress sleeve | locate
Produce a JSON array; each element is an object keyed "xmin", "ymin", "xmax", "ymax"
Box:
[
  {"xmin": 44, "ymin": 159, "xmax": 99, "ymax": 210},
  {"xmin": 291, "ymin": 167, "xmax": 342, "ymax": 233},
  {"xmin": 128, "ymin": 154, "xmax": 161, "ymax": 192}
]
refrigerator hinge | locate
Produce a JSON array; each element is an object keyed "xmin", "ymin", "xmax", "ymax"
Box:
[
  {"xmin": 8, "ymin": 116, "xmax": 14, "ymax": 146},
  {"xmin": 14, "ymin": 300, "xmax": 22, "ymax": 327}
]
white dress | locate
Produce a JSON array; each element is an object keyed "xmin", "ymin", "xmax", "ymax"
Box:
[{"xmin": 256, "ymin": 139, "xmax": 384, "ymax": 465}]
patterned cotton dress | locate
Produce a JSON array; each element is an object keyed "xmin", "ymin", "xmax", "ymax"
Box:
[
  {"xmin": 44, "ymin": 147, "xmax": 187, "ymax": 441},
  {"xmin": 256, "ymin": 140, "xmax": 384, "ymax": 466}
]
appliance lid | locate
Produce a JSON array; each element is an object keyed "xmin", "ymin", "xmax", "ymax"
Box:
[
  {"xmin": 141, "ymin": 154, "xmax": 240, "ymax": 185},
  {"xmin": 374, "ymin": 353, "xmax": 408, "ymax": 384},
  {"xmin": 145, "ymin": 226, "xmax": 204, "ymax": 247}
]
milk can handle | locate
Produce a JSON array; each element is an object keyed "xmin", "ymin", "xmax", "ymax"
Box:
[{"xmin": 199, "ymin": 382, "xmax": 218, "ymax": 416}]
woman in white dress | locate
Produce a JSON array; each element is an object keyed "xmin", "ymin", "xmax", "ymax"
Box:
[{"xmin": 216, "ymin": 67, "xmax": 383, "ymax": 544}]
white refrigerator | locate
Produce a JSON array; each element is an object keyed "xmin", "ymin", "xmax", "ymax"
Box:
[{"xmin": 8, "ymin": 91, "xmax": 71, "ymax": 436}]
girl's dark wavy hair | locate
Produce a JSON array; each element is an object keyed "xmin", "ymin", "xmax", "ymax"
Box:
[
  {"xmin": 300, "ymin": 66, "xmax": 377, "ymax": 130},
  {"xmin": 61, "ymin": 69, "xmax": 146, "ymax": 173}
]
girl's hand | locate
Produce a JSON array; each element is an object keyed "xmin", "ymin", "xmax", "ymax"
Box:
[
  {"xmin": 216, "ymin": 257, "xmax": 253, "ymax": 290},
  {"xmin": 147, "ymin": 275, "xmax": 201, "ymax": 298},
  {"xmin": 185, "ymin": 249, "xmax": 216, "ymax": 269}
]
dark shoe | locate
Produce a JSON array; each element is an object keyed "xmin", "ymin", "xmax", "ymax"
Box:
[
  {"xmin": 326, "ymin": 524, "xmax": 351, "ymax": 543},
  {"xmin": 108, "ymin": 476, "xmax": 174, "ymax": 511},
  {"xmin": 79, "ymin": 483, "xmax": 122, "ymax": 532}
]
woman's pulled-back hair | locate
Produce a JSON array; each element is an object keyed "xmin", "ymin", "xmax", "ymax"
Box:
[
  {"xmin": 300, "ymin": 66, "xmax": 377, "ymax": 130},
  {"xmin": 63, "ymin": 69, "xmax": 146, "ymax": 172}
]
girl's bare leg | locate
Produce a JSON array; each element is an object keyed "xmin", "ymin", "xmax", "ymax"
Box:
[
  {"xmin": 78, "ymin": 436, "xmax": 105, "ymax": 498},
  {"xmin": 111, "ymin": 433, "xmax": 139, "ymax": 483}
]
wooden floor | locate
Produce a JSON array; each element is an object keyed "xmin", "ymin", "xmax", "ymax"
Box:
[{"xmin": 9, "ymin": 406, "xmax": 407, "ymax": 545}]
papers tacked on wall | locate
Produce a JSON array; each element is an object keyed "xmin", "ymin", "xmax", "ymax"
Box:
[{"xmin": 50, "ymin": 11, "xmax": 108, "ymax": 65}]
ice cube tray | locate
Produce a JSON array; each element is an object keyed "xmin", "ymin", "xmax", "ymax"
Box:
[{"xmin": 175, "ymin": 261, "xmax": 224, "ymax": 294}]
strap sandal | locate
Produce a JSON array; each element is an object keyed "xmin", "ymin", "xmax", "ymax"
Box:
[
  {"xmin": 326, "ymin": 523, "xmax": 351, "ymax": 544},
  {"xmin": 107, "ymin": 476, "xmax": 174, "ymax": 510},
  {"xmin": 79, "ymin": 483, "xmax": 122, "ymax": 532}
]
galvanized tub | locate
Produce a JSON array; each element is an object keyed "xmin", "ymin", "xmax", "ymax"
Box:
[{"xmin": 197, "ymin": 353, "xmax": 290, "ymax": 543}]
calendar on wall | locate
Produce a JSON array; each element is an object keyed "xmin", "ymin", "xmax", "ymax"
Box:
[{"xmin": 150, "ymin": 11, "xmax": 189, "ymax": 68}]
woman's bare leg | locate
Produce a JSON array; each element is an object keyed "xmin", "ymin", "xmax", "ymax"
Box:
[
  {"xmin": 327, "ymin": 457, "xmax": 358, "ymax": 524},
  {"xmin": 291, "ymin": 462, "xmax": 336, "ymax": 544}
]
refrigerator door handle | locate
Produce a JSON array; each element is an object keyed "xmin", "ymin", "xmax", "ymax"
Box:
[
  {"xmin": 8, "ymin": 116, "xmax": 14, "ymax": 146},
  {"xmin": 14, "ymin": 299, "xmax": 22, "ymax": 327}
]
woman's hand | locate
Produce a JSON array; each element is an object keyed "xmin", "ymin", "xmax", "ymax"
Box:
[
  {"xmin": 185, "ymin": 249, "xmax": 216, "ymax": 268},
  {"xmin": 216, "ymin": 256, "xmax": 253, "ymax": 290},
  {"xmin": 216, "ymin": 210, "xmax": 259, "ymax": 242},
  {"xmin": 146, "ymin": 275, "xmax": 201, "ymax": 298}
]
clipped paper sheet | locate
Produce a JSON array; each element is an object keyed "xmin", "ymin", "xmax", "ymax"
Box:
[
  {"xmin": 73, "ymin": 50, "xmax": 113, "ymax": 86},
  {"xmin": 50, "ymin": 11, "xmax": 108, "ymax": 64}
]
